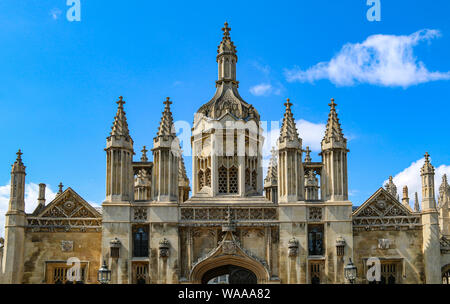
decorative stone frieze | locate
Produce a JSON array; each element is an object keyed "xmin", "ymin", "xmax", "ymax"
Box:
[{"xmin": 180, "ymin": 207, "xmax": 277, "ymax": 221}]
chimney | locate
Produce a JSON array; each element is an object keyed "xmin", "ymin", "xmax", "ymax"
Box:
[{"xmin": 38, "ymin": 183, "xmax": 46, "ymax": 207}]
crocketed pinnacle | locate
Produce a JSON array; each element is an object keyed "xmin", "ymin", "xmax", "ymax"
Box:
[
  {"xmin": 178, "ymin": 154, "xmax": 189, "ymax": 185},
  {"xmin": 217, "ymin": 21, "xmax": 237, "ymax": 57},
  {"xmin": 140, "ymin": 146, "xmax": 148, "ymax": 162},
  {"xmin": 279, "ymin": 99, "xmax": 301, "ymax": 144},
  {"xmin": 265, "ymin": 147, "xmax": 278, "ymax": 183},
  {"xmin": 420, "ymin": 152, "xmax": 435, "ymax": 175},
  {"xmin": 11, "ymin": 149, "xmax": 26, "ymax": 173},
  {"xmin": 440, "ymin": 174, "xmax": 449, "ymax": 198},
  {"xmin": 110, "ymin": 96, "xmax": 131, "ymax": 140},
  {"xmin": 414, "ymin": 192, "xmax": 420, "ymax": 212},
  {"xmin": 323, "ymin": 98, "xmax": 345, "ymax": 143},
  {"xmin": 304, "ymin": 146, "xmax": 312, "ymax": 163},
  {"xmin": 58, "ymin": 182, "xmax": 64, "ymax": 194},
  {"xmin": 157, "ymin": 97, "xmax": 176, "ymax": 137},
  {"xmin": 385, "ymin": 176, "xmax": 397, "ymax": 198}
]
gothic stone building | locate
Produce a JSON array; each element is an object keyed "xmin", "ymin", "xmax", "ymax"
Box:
[{"xmin": 1, "ymin": 23, "xmax": 449, "ymax": 284}]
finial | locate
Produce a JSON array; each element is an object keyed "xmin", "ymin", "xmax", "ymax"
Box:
[
  {"xmin": 304, "ymin": 146, "xmax": 312, "ymax": 163},
  {"xmin": 424, "ymin": 152, "xmax": 430, "ymax": 162},
  {"xmin": 117, "ymin": 96, "xmax": 125, "ymax": 106},
  {"xmin": 222, "ymin": 21, "xmax": 231, "ymax": 39},
  {"xmin": 329, "ymin": 98, "xmax": 337, "ymax": 109},
  {"xmin": 58, "ymin": 182, "xmax": 64, "ymax": 194},
  {"xmin": 164, "ymin": 97, "xmax": 172, "ymax": 107},
  {"xmin": 141, "ymin": 146, "xmax": 148, "ymax": 162},
  {"xmin": 284, "ymin": 98, "xmax": 292, "ymax": 108},
  {"xmin": 16, "ymin": 149, "xmax": 23, "ymax": 160}
]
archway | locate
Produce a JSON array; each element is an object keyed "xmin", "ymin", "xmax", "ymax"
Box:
[
  {"xmin": 190, "ymin": 255, "xmax": 269, "ymax": 284},
  {"xmin": 202, "ymin": 265, "xmax": 257, "ymax": 284},
  {"xmin": 189, "ymin": 231, "xmax": 271, "ymax": 284},
  {"xmin": 442, "ymin": 264, "xmax": 450, "ymax": 284}
]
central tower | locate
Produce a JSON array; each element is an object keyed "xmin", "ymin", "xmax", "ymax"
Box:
[{"xmin": 191, "ymin": 22, "xmax": 264, "ymax": 199}]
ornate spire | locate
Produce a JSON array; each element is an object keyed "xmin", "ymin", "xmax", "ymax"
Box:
[
  {"xmin": 11, "ymin": 149, "xmax": 26, "ymax": 173},
  {"xmin": 195, "ymin": 22, "xmax": 259, "ymax": 121},
  {"xmin": 385, "ymin": 176, "xmax": 397, "ymax": 198},
  {"xmin": 265, "ymin": 147, "xmax": 278, "ymax": 183},
  {"xmin": 414, "ymin": 192, "xmax": 420, "ymax": 212},
  {"xmin": 156, "ymin": 97, "xmax": 176, "ymax": 138},
  {"xmin": 304, "ymin": 146, "xmax": 312, "ymax": 163},
  {"xmin": 420, "ymin": 152, "xmax": 435, "ymax": 175},
  {"xmin": 140, "ymin": 146, "xmax": 148, "ymax": 162},
  {"xmin": 279, "ymin": 99, "xmax": 301, "ymax": 145},
  {"xmin": 110, "ymin": 96, "xmax": 131, "ymax": 140},
  {"xmin": 323, "ymin": 98, "xmax": 346, "ymax": 144}
]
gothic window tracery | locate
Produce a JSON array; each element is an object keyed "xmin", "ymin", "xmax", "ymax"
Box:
[
  {"xmin": 218, "ymin": 165, "xmax": 238, "ymax": 194},
  {"xmin": 133, "ymin": 225, "xmax": 149, "ymax": 257},
  {"xmin": 308, "ymin": 224, "xmax": 324, "ymax": 256}
]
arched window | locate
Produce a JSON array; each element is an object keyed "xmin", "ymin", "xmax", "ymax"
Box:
[
  {"xmin": 442, "ymin": 265, "xmax": 450, "ymax": 284},
  {"xmin": 251, "ymin": 170, "xmax": 257, "ymax": 190},
  {"xmin": 218, "ymin": 166, "xmax": 227, "ymax": 194},
  {"xmin": 198, "ymin": 170, "xmax": 205, "ymax": 191},
  {"xmin": 133, "ymin": 226, "xmax": 149, "ymax": 257},
  {"xmin": 218, "ymin": 166, "xmax": 239, "ymax": 194},
  {"xmin": 205, "ymin": 168, "xmax": 211, "ymax": 187},
  {"xmin": 229, "ymin": 166, "xmax": 238, "ymax": 194}
]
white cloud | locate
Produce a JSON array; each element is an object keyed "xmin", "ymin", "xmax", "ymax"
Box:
[
  {"xmin": 50, "ymin": 8, "xmax": 62, "ymax": 20},
  {"xmin": 384, "ymin": 158, "xmax": 450, "ymax": 209},
  {"xmin": 297, "ymin": 120, "xmax": 326, "ymax": 151},
  {"xmin": 285, "ymin": 29, "xmax": 450, "ymax": 88},
  {"xmin": 249, "ymin": 62, "xmax": 284, "ymax": 96},
  {"xmin": 250, "ymin": 83, "xmax": 273, "ymax": 96},
  {"xmin": 0, "ymin": 182, "xmax": 57, "ymax": 238}
]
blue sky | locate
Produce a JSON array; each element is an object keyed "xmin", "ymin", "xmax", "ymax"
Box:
[{"xmin": 0, "ymin": 0, "xmax": 449, "ymax": 228}]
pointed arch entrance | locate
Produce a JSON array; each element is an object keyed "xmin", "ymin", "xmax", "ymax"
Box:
[
  {"xmin": 202, "ymin": 265, "xmax": 257, "ymax": 284},
  {"xmin": 189, "ymin": 231, "xmax": 270, "ymax": 284}
]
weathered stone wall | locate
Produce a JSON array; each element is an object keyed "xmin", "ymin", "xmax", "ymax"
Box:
[
  {"xmin": 353, "ymin": 229, "xmax": 424, "ymax": 284},
  {"xmin": 22, "ymin": 231, "xmax": 101, "ymax": 284},
  {"xmin": 149, "ymin": 223, "xmax": 179, "ymax": 283}
]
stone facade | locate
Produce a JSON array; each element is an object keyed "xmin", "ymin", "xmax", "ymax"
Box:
[{"xmin": 1, "ymin": 23, "xmax": 449, "ymax": 284}]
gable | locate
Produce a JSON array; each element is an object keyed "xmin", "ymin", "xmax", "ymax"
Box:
[
  {"xmin": 37, "ymin": 188, "xmax": 101, "ymax": 219},
  {"xmin": 352, "ymin": 188, "xmax": 420, "ymax": 231}
]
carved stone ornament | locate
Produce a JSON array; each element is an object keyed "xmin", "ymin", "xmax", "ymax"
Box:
[
  {"xmin": 159, "ymin": 238, "xmax": 170, "ymax": 258},
  {"xmin": 133, "ymin": 207, "xmax": 148, "ymax": 221},
  {"xmin": 336, "ymin": 236, "xmax": 345, "ymax": 247},
  {"xmin": 308, "ymin": 207, "xmax": 322, "ymax": 221},
  {"xmin": 110, "ymin": 237, "xmax": 121, "ymax": 248},
  {"xmin": 288, "ymin": 238, "xmax": 299, "ymax": 257},
  {"xmin": 222, "ymin": 240, "xmax": 237, "ymax": 254},
  {"xmin": 378, "ymin": 238, "xmax": 391, "ymax": 249},
  {"xmin": 61, "ymin": 240, "xmax": 74, "ymax": 252}
]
